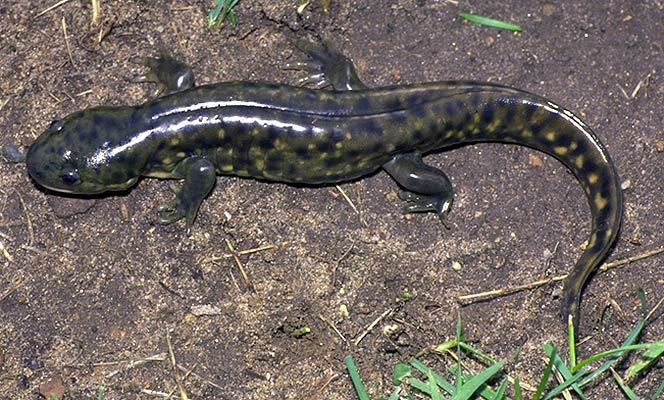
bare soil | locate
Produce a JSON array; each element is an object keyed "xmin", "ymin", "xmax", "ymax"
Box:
[{"xmin": 0, "ymin": 1, "xmax": 662, "ymax": 399}]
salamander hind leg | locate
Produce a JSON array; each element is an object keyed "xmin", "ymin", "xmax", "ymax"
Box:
[
  {"xmin": 288, "ymin": 39, "xmax": 367, "ymax": 90},
  {"xmin": 383, "ymin": 152, "xmax": 454, "ymax": 217},
  {"xmin": 133, "ymin": 52, "xmax": 195, "ymax": 97},
  {"xmin": 156, "ymin": 157, "xmax": 216, "ymax": 235}
]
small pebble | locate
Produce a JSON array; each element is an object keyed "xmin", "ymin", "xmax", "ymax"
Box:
[
  {"xmin": 655, "ymin": 140, "xmax": 664, "ymax": 153},
  {"xmin": 0, "ymin": 144, "xmax": 26, "ymax": 163}
]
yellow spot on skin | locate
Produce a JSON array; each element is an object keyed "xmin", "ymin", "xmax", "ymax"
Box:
[
  {"xmin": 255, "ymin": 159, "xmax": 265, "ymax": 170},
  {"xmin": 162, "ymin": 158, "xmax": 172, "ymax": 165},
  {"xmin": 144, "ymin": 171, "xmax": 174, "ymax": 178},
  {"xmin": 319, "ymin": 92, "xmax": 334, "ymax": 101},
  {"xmin": 273, "ymin": 138, "xmax": 287, "ymax": 151},
  {"xmin": 221, "ymin": 164, "xmax": 234, "ymax": 172},
  {"xmin": 588, "ymin": 233, "xmax": 598, "ymax": 248},
  {"xmin": 170, "ymin": 138, "xmax": 180, "ymax": 146},
  {"xmin": 218, "ymin": 129, "xmax": 225, "ymax": 139},
  {"xmin": 344, "ymin": 132, "xmax": 352, "ymax": 140},
  {"xmin": 594, "ymin": 193, "xmax": 608, "ymax": 210},
  {"xmin": 307, "ymin": 143, "xmax": 316, "ymax": 150},
  {"xmin": 569, "ymin": 141, "xmax": 578, "ymax": 151},
  {"xmin": 574, "ymin": 155, "xmax": 584, "ymax": 169},
  {"xmin": 522, "ymin": 129, "xmax": 533, "ymax": 139},
  {"xmin": 176, "ymin": 152, "xmax": 186, "ymax": 158},
  {"xmin": 587, "ymin": 173, "xmax": 599, "ymax": 184},
  {"xmin": 485, "ymin": 118, "xmax": 501, "ymax": 133},
  {"xmin": 553, "ymin": 146, "xmax": 568, "ymax": 155},
  {"xmin": 335, "ymin": 142, "xmax": 343, "ymax": 149},
  {"xmin": 545, "ymin": 131, "xmax": 556, "ymax": 141}
]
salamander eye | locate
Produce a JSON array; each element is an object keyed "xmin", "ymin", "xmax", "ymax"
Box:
[
  {"xmin": 60, "ymin": 169, "xmax": 79, "ymax": 185},
  {"xmin": 49, "ymin": 120, "xmax": 63, "ymax": 132}
]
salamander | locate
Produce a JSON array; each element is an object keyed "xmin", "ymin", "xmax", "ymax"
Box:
[{"xmin": 25, "ymin": 40, "xmax": 622, "ymax": 327}]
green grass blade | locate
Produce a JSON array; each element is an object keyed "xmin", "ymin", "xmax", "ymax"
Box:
[
  {"xmin": 410, "ymin": 378, "xmax": 433, "ymax": 396},
  {"xmin": 514, "ymin": 376, "xmax": 522, "ymax": 400},
  {"xmin": 542, "ymin": 343, "xmax": 587, "ymax": 400},
  {"xmin": 455, "ymin": 313, "xmax": 463, "ymax": 394},
  {"xmin": 393, "ymin": 362, "xmax": 412, "ymax": 385},
  {"xmin": 451, "ymin": 360, "xmax": 506, "ymax": 400},
  {"xmin": 411, "ymin": 358, "xmax": 456, "ymax": 395},
  {"xmin": 228, "ymin": 11, "xmax": 238, "ymax": 27},
  {"xmin": 345, "ymin": 356, "xmax": 371, "ymax": 400},
  {"xmin": 611, "ymin": 368, "xmax": 641, "ymax": 400},
  {"xmin": 459, "ymin": 342, "xmax": 499, "ymax": 365},
  {"xmin": 446, "ymin": 364, "xmax": 514, "ymax": 400},
  {"xmin": 574, "ymin": 343, "xmax": 658, "ymax": 374},
  {"xmin": 458, "ymin": 12, "xmax": 522, "ymax": 32},
  {"xmin": 490, "ymin": 378, "xmax": 508, "ymax": 400},
  {"xmin": 207, "ymin": 0, "xmax": 240, "ymax": 28},
  {"xmin": 578, "ymin": 290, "xmax": 648, "ymax": 384},
  {"xmin": 542, "ymin": 369, "xmax": 588, "ymax": 400},
  {"xmin": 428, "ymin": 369, "xmax": 443, "ymax": 400},
  {"xmin": 388, "ymin": 387, "xmax": 400, "ymax": 400},
  {"xmin": 208, "ymin": 0, "xmax": 222, "ymax": 22},
  {"xmin": 533, "ymin": 346, "xmax": 556, "ymax": 400},
  {"xmin": 625, "ymin": 341, "xmax": 664, "ymax": 380}
]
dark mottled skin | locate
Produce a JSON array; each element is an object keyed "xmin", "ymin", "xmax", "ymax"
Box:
[{"xmin": 25, "ymin": 42, "xmax": 622, "ymax": 329}]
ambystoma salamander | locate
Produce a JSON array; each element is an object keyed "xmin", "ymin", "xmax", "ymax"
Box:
[{"xmin": 25, "ymin": 40, "xmax": 622, "ymax": 327}]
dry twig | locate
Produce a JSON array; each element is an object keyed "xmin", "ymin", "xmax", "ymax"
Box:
[
  {"xmin": 36, "ymin": 0, "xmax": 73, "ymax": 18},
  {"xmin": 459, "ymin": 247, "xmax": 664, "ymax": 303},
  {"xmin": 61, "ymin": 16, "xmax": 76, "ymax": 69},
  {"xmin": 353, "ymin": 307, "xmax": 394, "ymax": 346},
  {"xmin": 166, "ymin": 330, "xmax": 189, "ymax": 399}
]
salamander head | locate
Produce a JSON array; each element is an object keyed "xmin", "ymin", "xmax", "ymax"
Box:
[{"xmin": 26, "ymin": 107, "xmax": 144, "ymax": 195}]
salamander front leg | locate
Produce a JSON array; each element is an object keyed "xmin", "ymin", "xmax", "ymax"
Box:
[
  {"xmin": 133, "ymin": 52, "xmax": 195, "ymax": 97},
  {"xmin": 156, "ymin": 157, "xmax": 216, "ymax": 235},
  {"xmin": 287, "ymin": 39, "xmax": 368, "ymax": 90},
  {"xmin": 383, "ymin": 152, "xmax": 454, "ymax": 218}
]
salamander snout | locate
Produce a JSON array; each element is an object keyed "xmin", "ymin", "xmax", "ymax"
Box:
[{"xmin": 26, "ymin": 127, "xmax": 82, "ymax": 193}]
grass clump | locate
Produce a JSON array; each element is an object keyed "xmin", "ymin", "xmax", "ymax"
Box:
[
  {"xmin": 345, "ymin": 290, "xmax": 663, "ymax": 399},
  {"xmin": 207, "ymin": 0, "xmax": 240, "ymax": 28}
]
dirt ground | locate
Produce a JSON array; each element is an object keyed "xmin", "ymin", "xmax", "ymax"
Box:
[{"xmin": 0, "ymin": 1, "xmax": 662, "ymax": 399}]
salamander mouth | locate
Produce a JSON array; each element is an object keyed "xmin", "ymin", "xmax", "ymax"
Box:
[
  {"xmin": 27, "ymin": 167, "xmax": 138, "ymax": 195},
  {"xmin": 40, "ymin": 184, "xmax": 84, "ymax": 194}
]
